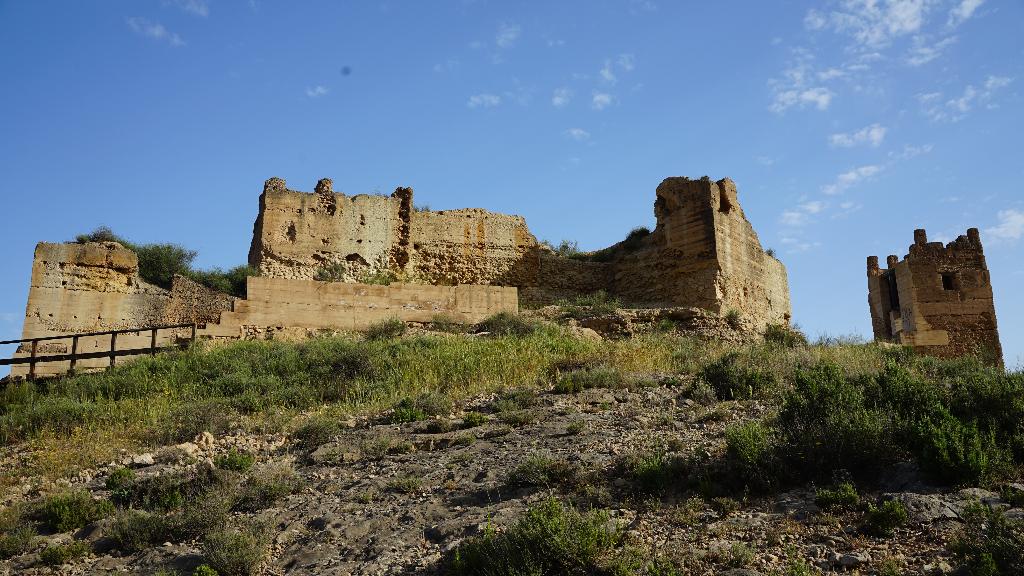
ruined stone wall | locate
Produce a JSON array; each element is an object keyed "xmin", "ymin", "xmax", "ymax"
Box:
[
  {"xmin": 867, "ymin": 228, "xmax": 1003, "ymax": 365},
  {"xmin": 200, "ymin": 276, "xmax": 517, "ymax": 339},
  {"xmin": 248, "ymin": 178, "xmax": 540, "ymax": 286},
  {"xmin": 11, "ymin": 242, "xmax": 234, "ymax": 377},
  {"xmin": 246, "ymin": 176, "xmax": 791, "ymax": 328}
]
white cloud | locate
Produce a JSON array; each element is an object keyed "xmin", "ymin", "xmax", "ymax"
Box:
[
  {"xmin": 433, "ymin": 59, "xmax": 459, "ymax": 73},
  {"xmin": 564, "ymin": 128, "xmax": 591, "ymax": 141},
  {"xmin": 467, "ymin": 93, "xmax": 501, "ymax": 108},
  {"xmin": 755, "ymin": 156, "xmax": 776, "ymax": 167},
  {"xmin": 889, "ymin": 143, "xmax": 934, "ymax": 159},
  {"xmin": 780, "ymin": 236, "xmax": 822, "ymax": 252},
  {"xmin": 780, "ymin": 200, "xmax": 827, "ymax": 227},
  {"xmin": 986, "ymin": 209, "xmax": 1024, "ymax": 241},
  {"xmin": 922, "ymin": 76, "xmax": 1011, "ymax": 121},
  {"xmin": 769, "ymin": 49, "xmax": 838, "ymax": 113},
  {"xmin": 552, "ymin": 87, "xmax": 572, "ymax": 107},
  {"xmin": 800, "ymin": 200, "xmax": 826, "ymax": 214},
  {"xmin": 808, "ymin": 0, "xmax": 934, "ymax": 50},
  {"xmin": 591, "ymin": 92, "xmax": 614, "ymax": 110},
  {"xmin": 772, "ymin": 87, "xmax": 834, "ymax": 113},
  {"xmin": 617, "ymin": 54, "xmax": 636, "ymax": 71},
  {"xmin": 0, "ymin": 312, "xmax": 18, "ymax": 324},
  {"xmin": 126, "ymin": 17, "xmax": 185, "ymax": 46},
  {"xmin": 906, "ymin": 35, "xmax": 957, "ymax": 66},
  {"xmin": 780, "ymin": 210, "xmax": 809, "ymax": 227},
  {"xmin": 600, "ymin": 60, "xmax": 617, "ymax": 84},
  {"xmin": 495, "ymin": 23, "xmax": 520, "ymax": 48},
  {"xmin": 822, "ymin": 164, "xmax": 883, "ymax": 195},
  {"xmin": 305, "ymin": 85, "xmax": 329, "ymax": 98},
  {"xmin": 829, "ymin": 123, "xmax": 887, "ymax": 147},
  {"xmin": 948, "ymin": 0, "xmax": 985, "ymax": 27},
  {"xmin": 170, "ymin": 0, "xmax": 209, "ymax": 17}
]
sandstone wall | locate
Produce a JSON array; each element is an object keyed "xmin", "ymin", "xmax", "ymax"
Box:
[
  {"xmin": 11, "ymin": 242, "xmax": 234, "ymax": 377},
  {"xmin": 200, "ymin": 276, "xmax": 517, "ymax": 339},
  {"xmin": 867, "ymin": 228, "xmax": 1003, "ymax": 365}
]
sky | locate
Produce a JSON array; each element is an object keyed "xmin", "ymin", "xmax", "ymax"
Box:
[{"xmin": 0, "ymin": 0, "xmax": 1021, "ymax": 372}]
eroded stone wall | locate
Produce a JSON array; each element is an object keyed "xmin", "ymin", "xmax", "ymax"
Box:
[
  {"xmin": 867, "ymin": 228, "xmax": 1003, "ymax": 365},
  {"xmin": 11, "ymin": 242, "xmax": 235, "ymax": 377},
  {"xmin": 247, "ymin": 175, "xmax": 792, "ymax": 328}
]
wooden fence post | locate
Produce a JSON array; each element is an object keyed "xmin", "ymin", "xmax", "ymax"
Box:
[
  {"xmin": 70, "ymin": 336, "xmax": 79, "ymax": 375},
  {"xmin": 29, "ymin": 339, "xmax": 38, "ymax": 381},
  {"xmin": 150, "ymin": 328, "xmax": 158, "ymax": 357},
  {"xmin": 109, "ymin": 332, "xmax": 117, "ymax": 369}
]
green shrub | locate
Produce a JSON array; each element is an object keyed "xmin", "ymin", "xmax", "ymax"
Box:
[
  {"xmin": 39, "ymin": 490, "xmax": 114, "ymax": 532},
  {"xmin": 618, "ymin": 450, "xmax": 688, "ymax": 496},
  {"xmin": 491, "ymin": 388, "xmax": 538, "ymax": 413},
  {"xmin": 107, "ymin": 509, "xmax": 173, "ymax": 552},
  {"xmin": 314, "ymin": 262, "xmax": 348, "ymax": 282},
  {"xmin": 567, "ymin": 418, "xmax": 586, "ymax": 435},
  {"xmin": 215, "ymin": 450, "xmax": 256, "ymax": 473},
  {"xmin": 234, "ymin": 463, "xmax": 302, "ymax": 512},
  {"xmin": 814, "ymin": 483, "xmax": 860, "ymax": 511},
  {"xmin": 724, "ymin": 421, "xmax": 779, "ymax": 491},
  {"xmin": 764, "ymin": 323, "xmax": 808, "ymax": 347},
  {"xmin": 358, "ymin": 268, "xmax": 399, "ymax": 285},
  {"xmin": 430, "ymin": 314, "xmax": 467, "ymax": 333},
  {"xmin": 553, "ymin": 367, "xmax": 624, "ymax": 394},
  {"xmin": 507, "ymin": 454, "xmax": 579, "ymax": 488},
  {"xmin": 542, "ymin": 239, "xmax": 583, "ymax": 258},
  {"xmin": 475, "ymin": 312, "xmax": 536, "ymax": 337},
  {"xmin": 913, "ymin": 408, "xmax": 1005, "ymax": 485},
  {"xmin": 699, "ymin": 353, "xmax": 777, "ymax": 401},
  {"xmin": 447, "ymin": 499, "xmax": 621, "ymax": 575},
  {"xmin": 292, "ymin": 417, "xmax": 342, "ymax": 452},
  {"xmin": 724, "ymin": 309, "xmax": 742, "ymax": 329},
  {"xmin": 951, "ymin": 503, "xmax": 1024, "ymax": 576},
  {"xmin": 365, "ymin": 318, "xmax": 406, "ymax": 340},
  {"xmin": 202, "ymin": 526, "xmax": 268, "ymax": 576},
  {"xmin": 559, "ymin": 290, "xmax": 620, "ymax": 319},
  {"xmin": 864, "ymin": 499, "xmax": 909, "ymax": 537},
  {"xmin": 105, "ymin": 466, "xmax": 135, "ymax": 502},
  {"xmin": 461, "ymin": 411, "xmax": 488, "ymax": 428},
  {"xmin": 39, "ymin": 540, "xmax": 90, "ymax": 566},
  {"xmin": 386, "ymin": 475, "xmax": 423, "ymax": 494},
  {"xmin": 776, "ymin": 363, "xmax": 892, "ymax": 482},
  {"xmin": 0, "ymin": 526, "xmax": 35, "ymax": 560},
  {"xmin": 185, "ymin": 265, "xmax": 256, "ymax": 298},
  {"xmin": 391, "ymin": 392, "xmax": 451, "ymax": 423},
  {"xmin": 194, "ymin": 565, "xmax": 220, "ymax": 576},
  {"xmin": 498, "ymin": 410, "xmax": 536, "ymax": 427}
]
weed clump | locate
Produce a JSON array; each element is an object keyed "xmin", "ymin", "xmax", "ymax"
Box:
[
  {"xmin": 202, "ymin": 525, "xmax": 269, "ymax": 576},
  {"xmin": 864, "ymin": 499, "xmax": 909, "ymax": 537},
  {"xmin": 365, "ymin": 318, "xmax": 406, "ymax": 340},
  {"xmin": 475, "ymin": 312, "xmax": 536, "ymax": 337},
  {"xmin": 507, "ymin": 454, "xmax": 580, "ymax": 488},
  {"xmin": 447, "ymin": 499, "xmax": 621, "ymax": 575},
  {"xmin": 699, "ymin": 353, "xmax": 777, "ymax": 401},
  {"xmin": 764, "ymin": 323, "xmax": 808, "ymax": 347},
  {"xmin": 814, "ymin": 483, "xmax": 860, "ymax": 512},
  {"xmin": 39, "ymin": 540, "xmax": 90, "ymax": 566},
  {"xmin": 553, "ymin": 367, "xmax": 625, "ymax": 394},
  {"xmin": 951, "ymin": 502, "xmax": 1024, "ymax": 575},
  {"xmin": 39, "ymin": 490, "xmax": 114, "ymax": 532},
  {"xmin": 215, "ymin": 449, "xmax": 256, "ymax": 473}
]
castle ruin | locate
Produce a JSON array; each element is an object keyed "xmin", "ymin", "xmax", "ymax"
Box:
[
  {"xmin": 867, "ymin": 228, "xmax": 1003, "ymax": 365},
  {"xmin": 9, "ymin": 175, "xmax": 791, "ymax": 377}
]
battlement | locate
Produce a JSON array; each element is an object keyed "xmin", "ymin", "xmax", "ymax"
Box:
[{"xmin": 867, "ymin": 228, "xmax": 1002, "ymax": 365}]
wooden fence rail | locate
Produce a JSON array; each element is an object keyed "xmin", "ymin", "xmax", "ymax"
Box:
[{"xmin": 0, "ymin": 323, "xmax": 200, "ymax": 380}]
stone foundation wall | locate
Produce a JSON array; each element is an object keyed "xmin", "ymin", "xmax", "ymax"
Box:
[
  {"xmin": 867, "ymin": 228, "xmax": 1003, "ymax": 365},
  {"xmin": 201, "ymin": 276, "xmax": 517, "ymax": 339}
]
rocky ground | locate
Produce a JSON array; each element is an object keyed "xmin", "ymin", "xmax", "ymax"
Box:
[{"xmin": 2, "ymin": 372, "xmax": 1017, "ymax": 575}]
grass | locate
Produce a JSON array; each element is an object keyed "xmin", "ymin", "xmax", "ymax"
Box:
[
  {"xmin": 558, "ymin": 290, "xmax": 620, "ymax": 319},
  {"xmin": 365, "ymin": 318, "xmax": 406, "ymax": 340},
  {"xmin": 447, "ymin": 499, "xmax": 623, "ymax": 575}
]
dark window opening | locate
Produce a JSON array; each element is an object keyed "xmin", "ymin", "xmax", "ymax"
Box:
[
  {"xmin": 941, "ymin": 273, "xmax": 957, "ymax": 291},
  {"xmin": 718, "ymin": 189, "xmax": 733, "ymax": 213},
  {"xmin": 885, "ymin": 270, "xmax": 900, "ymax": 311}
]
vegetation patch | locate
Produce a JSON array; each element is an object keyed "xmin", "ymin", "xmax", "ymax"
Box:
[
  {"xmin": 39, "ymin": 540, "xmax": 90, "ymax": 566},
  {"xmin": 38, "ymin": 490, "xmax": 114, "ymax": 532}
]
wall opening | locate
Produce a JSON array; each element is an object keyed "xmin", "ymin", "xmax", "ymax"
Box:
[
  {"xmin": 941, "ymin": 272, "xmax": 957, "ymax": 291},
  {"xmin": 718, "ymin": 188, "xmax": 733, "ymax": 213}
]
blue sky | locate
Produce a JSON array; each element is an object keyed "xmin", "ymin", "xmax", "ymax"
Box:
[{"xmin": 1, "ymin": 0, "xmax": 1021, "ymax": 371}]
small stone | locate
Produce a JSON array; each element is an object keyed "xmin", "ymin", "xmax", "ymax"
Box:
[{"xmin": 131, "ymin": 453, "xmax": 155, "ymax": 467}]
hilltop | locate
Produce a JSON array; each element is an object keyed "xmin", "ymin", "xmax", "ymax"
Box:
[{"xmin": 0, "ymin": 310, "xmax": 1021, "ymax": 575}]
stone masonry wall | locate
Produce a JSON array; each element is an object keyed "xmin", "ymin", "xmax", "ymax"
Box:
[
  {"xmin": 200, "ymin": 276, "xmax": 517, "ymax": 339},
  {"xmin": 247, "ymin": 175, "xmax": 792, "ymax": 329},
  {"xmin": 11, "ymin": 242, "xmax": 234, "ymax": 377},
  {"xmin": 867, "ymin": 228, "xmax": 1003, "ymax": 365}
]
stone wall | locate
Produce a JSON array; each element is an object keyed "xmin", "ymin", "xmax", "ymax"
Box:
[
  {"xmin": 247, "ymin": 176, "xmax": 792, "ymax": 328},
  {"xmin": 11, "ymin": 242, "xmax": 234, "ymax": 377},
  {"xmin": 200, "ymin": 277, "xmax": 517, "ymax": 339},
  {"xmin": 867, "ymin": 228, "xmax": 1003, "ymax": 365}
]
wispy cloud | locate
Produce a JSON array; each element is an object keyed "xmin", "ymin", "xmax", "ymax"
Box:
[
  {"xmin": 920, "ymin": 75, "xmax": 1013, "ymax": 121},
  {"xmin": 769, "ymin": 49, "xmax": 836, "ymax": 113},
  {"xmin": 563, "ymin": 128, "xmax": 591, "ymax": 142},
  {"xmin": 888, "ymin": 143, "xmax": 934, "ymax": 160},
  {"xmin": 0, "ymin": 312, "xmax": 18, "ymax": 324},
  {"xmin": 552, "ymin": 88, "xmax": 572, "ymax": 108},
  {"xmin": 780, "ymin": 236, "xmax": 822, "ymax": 253},
  {"xmin": 948, "ymin": 0, "xmax": 985, "ymax": 28},
  {"xmin": 906, "ymin": 35, "xmax": 957, "ymax": 66},
  {"xmin": 169, "ymin": 0, "xmax": 209, "ymax": 17},
  {"xmin": 617, "ymin": 54, "xmax": 636, "ymax": 71},
  {"xmin": 829, "ymin": 123, "xmax": 887, "ymax": 148},
  {"xmin": 600, "ymin": 60, "xmax": 617, "ymax": 84},
  {"xmin": 780, "ymin": 200, "xmax": 827, "ymax": 227},
  {"xmin": 804, "ymin": 0, "xmax": 933, "ymax": 50},
  {"xmin": 986, "ymin": 209, "xmax": 1024, "ymax": 242},
  {"xmin": 822, "ymin": 165, "xmax": 883, "ymax": 195},
  {"xmin": 126, "ymin": 17, "xmax": 184, "ymax": 46},
  {"xmin": 305, "ymin": 85, "xmax": 329, "ymax": 98},
  {"xmin": 495, "ymin": 23, "xmax": 520, "ymax": 48},
  {"xmin": 467, "ymin": 93, "xmax": 501, "ymax": 108},
  {"xmin": 591, "ymin": 92, "xmax": 614, "ymax": 110}
]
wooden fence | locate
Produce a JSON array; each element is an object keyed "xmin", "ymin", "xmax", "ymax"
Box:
[{"xmin": 0, "ymin": 324, "xmax": 200, "ymax": 380}]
